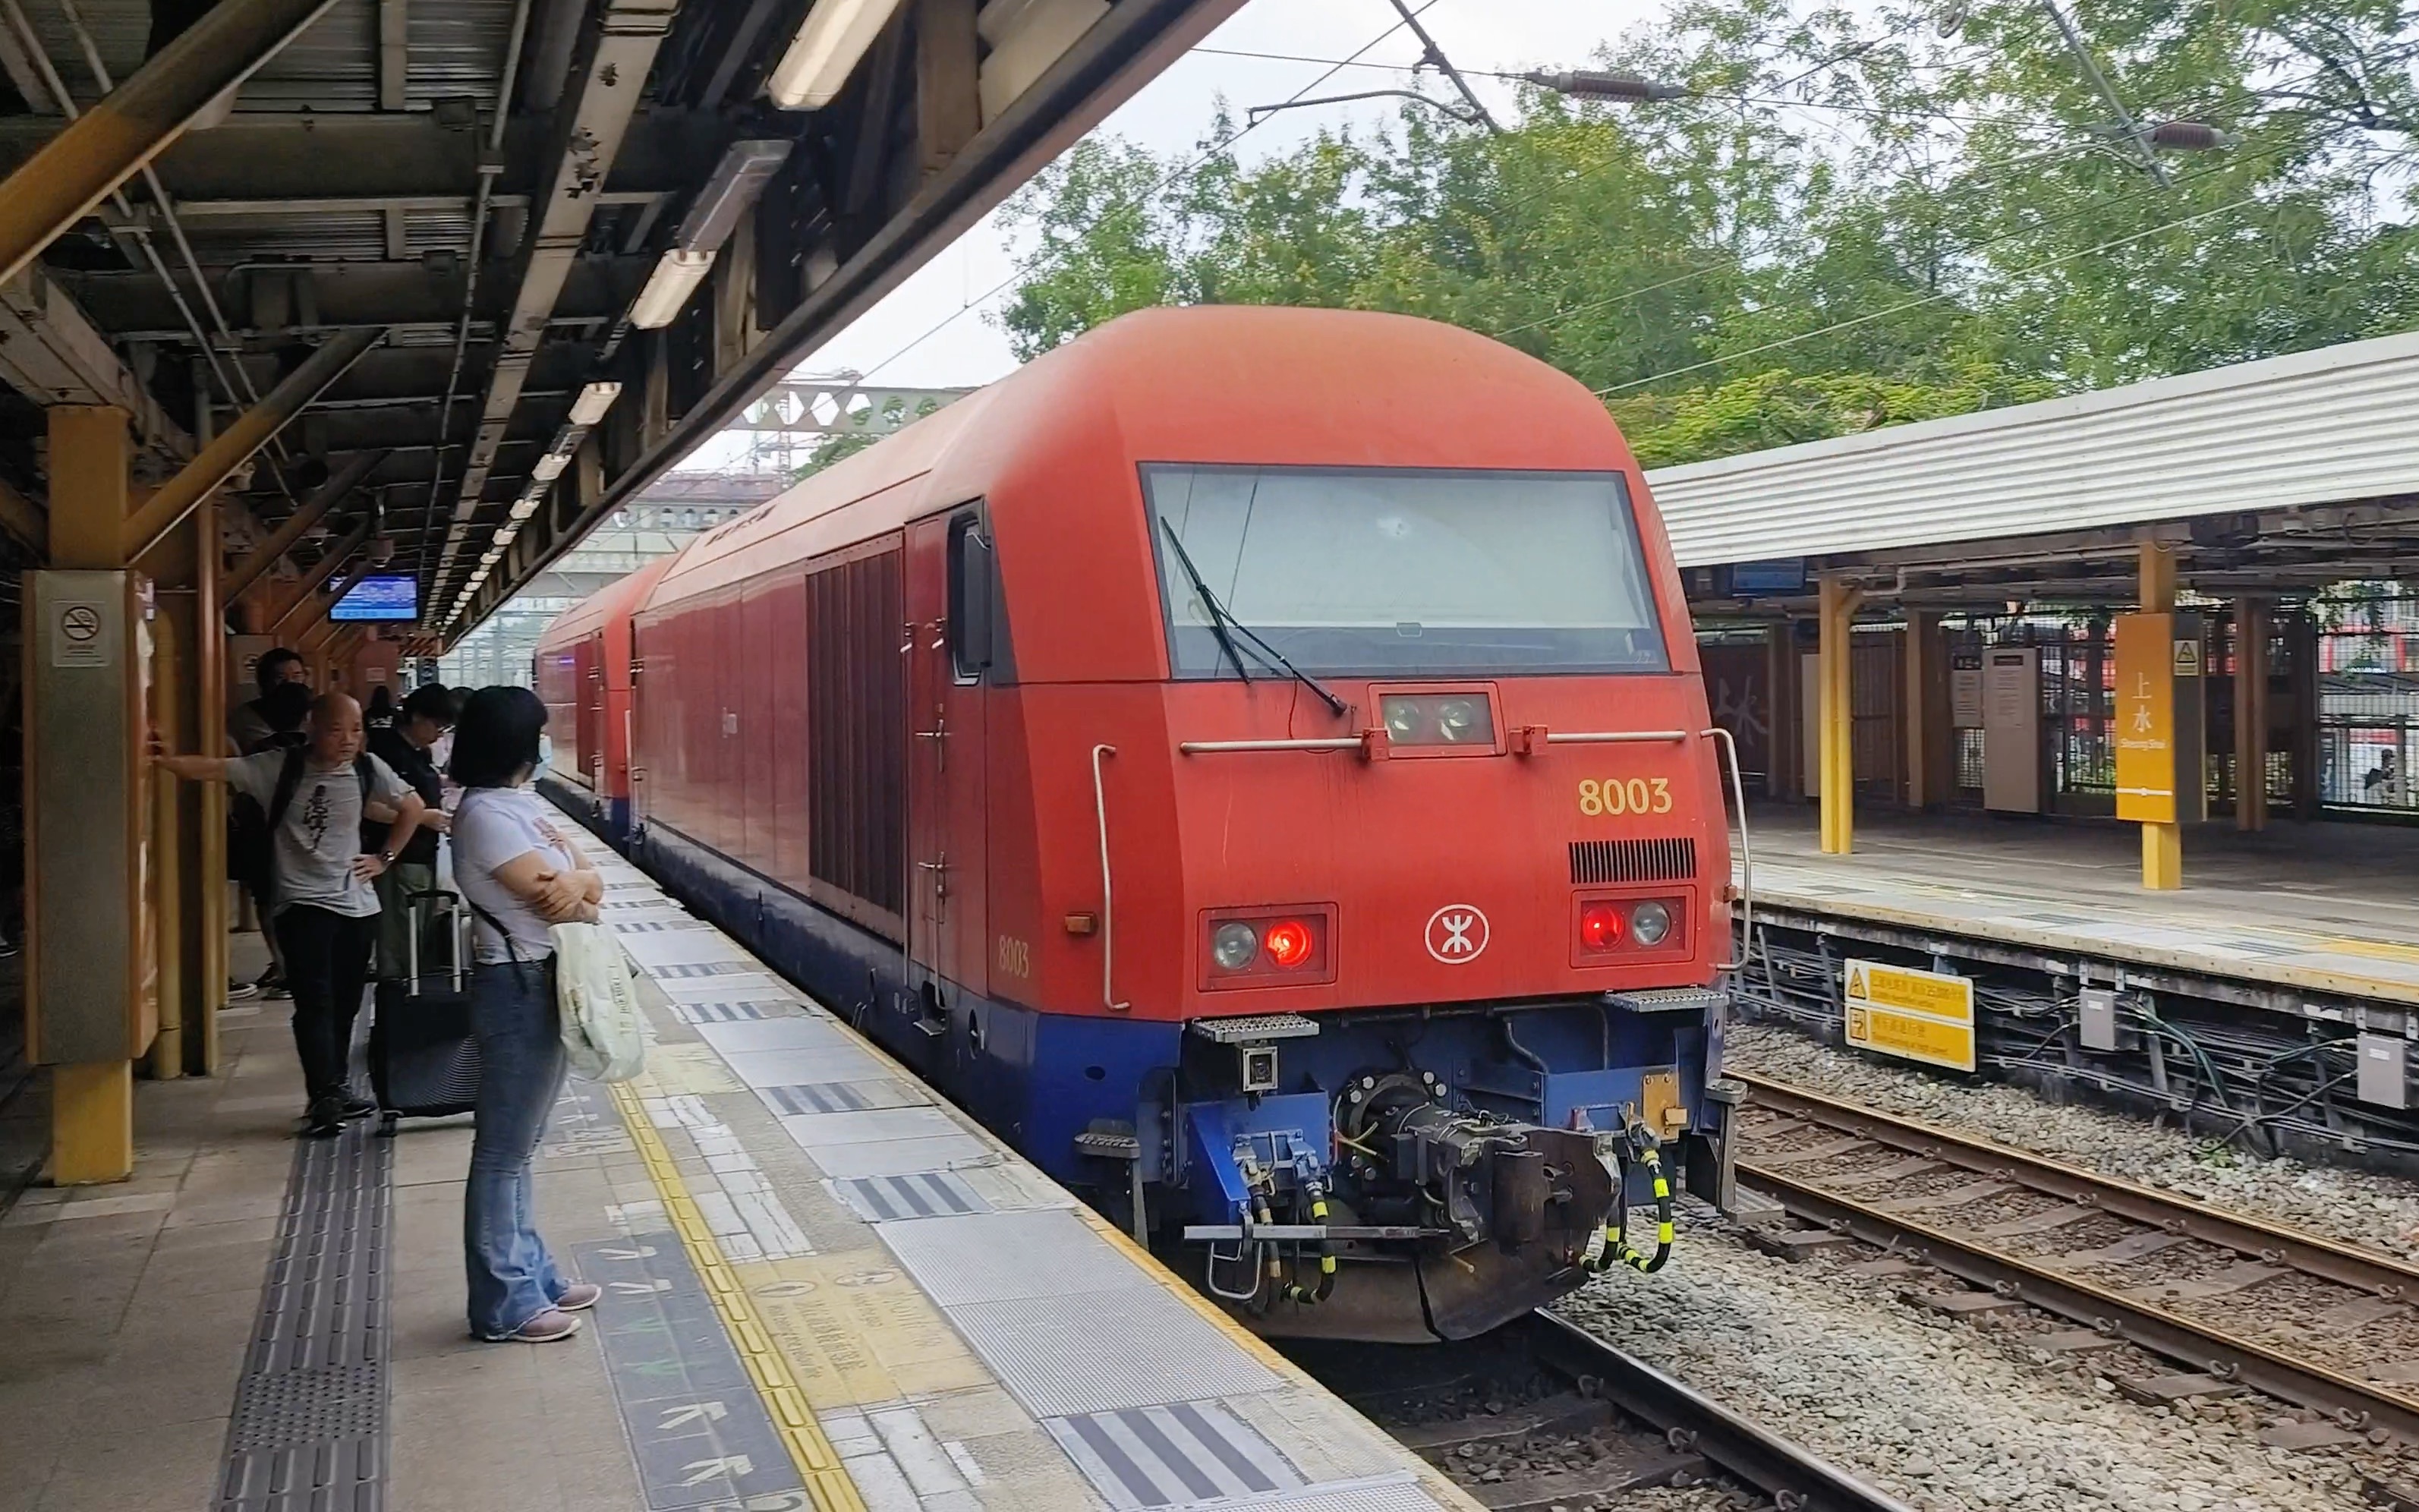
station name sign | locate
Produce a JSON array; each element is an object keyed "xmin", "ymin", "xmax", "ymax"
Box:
[
  {"xmin": 1843, "ymin": 958, "xmax": 1976, "ymax": 1073},
  {"xmin": 2112, "ymin": 611, "xmax": 2206, "ymax": 826}
]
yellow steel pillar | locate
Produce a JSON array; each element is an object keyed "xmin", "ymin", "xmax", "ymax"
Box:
[
  {"xmin": 1818, "ymin": 577, "xmax": 1863, "ymax": 854},
  {"xmin": 2235, "ymin": 598, "xmax": 2270, "ymax": 833},
  {"xmin": 2138, "ymin": 543, "xmax": 2181, "ymax": 890},
  {"xmin": 41, "ymin": 405, "xmax": 135, "ymax": 1182}
]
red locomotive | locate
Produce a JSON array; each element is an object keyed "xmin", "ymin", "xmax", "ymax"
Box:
[{"xmin": 537, "ymin": 306, "xmax": 1743, "ymax": 1341}]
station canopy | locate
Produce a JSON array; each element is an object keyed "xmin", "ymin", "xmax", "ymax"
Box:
[
  {"xmin": 0, "ymin": 0, "xmax": 1235, "ymax": 643},
  {"xmin": 1647, "ymin": 330, "xmax": 2419, "ymax": 606}
]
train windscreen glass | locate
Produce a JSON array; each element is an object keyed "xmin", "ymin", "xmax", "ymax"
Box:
[{"xmin": 1144, "ymin": 465, "xmax": 1668, "ymax": 676}]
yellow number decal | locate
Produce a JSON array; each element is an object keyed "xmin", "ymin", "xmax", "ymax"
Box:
[
  {"xmin": 994, "ymin": 936, "xmax": 1032, "ymax": 979},
  {"xmin": 1579, "ymin": 775, "xmax": 1676, "ymax": 817}
]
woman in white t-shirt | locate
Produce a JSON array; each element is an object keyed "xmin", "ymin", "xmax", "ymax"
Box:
[{"xmin": 447, "ymin": 685, "xmax": 605, "ymax": 1343}]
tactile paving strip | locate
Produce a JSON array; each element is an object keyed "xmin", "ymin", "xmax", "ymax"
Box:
[
  {"xmin": 215, "ymin": 1122, "xmax": 392, "ymax": 1511},
  {"xmin": 1044, "ymin": 1400, "xmax": 1306, "ymax": 1509}
]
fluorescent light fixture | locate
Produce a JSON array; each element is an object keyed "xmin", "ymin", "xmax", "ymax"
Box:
[
  {"xmin": 629, "ymin": 249, "xmax": 713, "ymax": 329},
  {"xmin": 480, "ymin": 549, "xmax": 501, "ymax": 565},
  {"xmin": 509, "ymin": 499, "xmax": 541, "ymax": 521},
  {"xmin": 768, "ymin": 0, "xmax": 906, "ymax": 109},
  {"xmin": 495, "ymin": 525, "xmax": 518, "ymax": 546},
  {"xmin": 676, "ymin": 140, "xmax": 792, "ymax": 254},
  {"xmin": 568, "ymin": 380, "xmax": 622, "ymax": 427},
  {"xmin": 529, "ymin": 452, "xmax": 569, "ymax": 484}
]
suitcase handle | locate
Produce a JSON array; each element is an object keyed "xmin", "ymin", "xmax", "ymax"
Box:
[{"xmin": 406, "ymin": 888, "xmax": 468, "ymax": 995}]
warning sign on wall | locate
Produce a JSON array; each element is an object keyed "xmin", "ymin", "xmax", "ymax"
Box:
[{"xmin": 1844, "ymin": 958, "xmax": 1976, "ymax": 1073}]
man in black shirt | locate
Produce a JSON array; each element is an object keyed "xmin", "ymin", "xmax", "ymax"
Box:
[{"xmin": 367, "ymin": 685, "xmax": 459, "ymax": 978}]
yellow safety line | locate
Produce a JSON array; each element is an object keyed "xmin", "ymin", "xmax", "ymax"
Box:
[{"xmin": 606, "ymin": 1080, "xmax": 868, "ymax": 1512}]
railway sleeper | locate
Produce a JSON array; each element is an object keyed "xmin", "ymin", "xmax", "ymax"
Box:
[{"xmin": 1464, "ymin": 1452, "xmax": 1713, "ymax": 1512}]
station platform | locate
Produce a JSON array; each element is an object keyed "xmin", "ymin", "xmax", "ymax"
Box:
[
  {"xmin": 0, "ymin": 823, "xmax": 1472, "ymax": 1512},
  {"xmin": 1747, "ymin": 805, "xmax": 2419, "ymax": 1012}
]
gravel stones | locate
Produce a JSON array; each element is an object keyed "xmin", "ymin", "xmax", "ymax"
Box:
[
  {"xmin": 1727, "ymin": 1021, "xmax": 2419, "ymax": 1262},
  {"xmin": 1557, "ymin": 1208, "xmax": 2393, "ymax": 1510}
]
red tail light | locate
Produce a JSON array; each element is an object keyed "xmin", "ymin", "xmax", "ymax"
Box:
[
  {"xmin": 1264, "ymin": 919, "xmax": 1315, "ymax": 969},
  {"xmin": 1579, "ymin": 901, "xmax": 1626, "ymax": 952}
]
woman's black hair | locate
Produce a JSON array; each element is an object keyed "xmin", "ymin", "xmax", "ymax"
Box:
[
  {"xmin": 365, "ymin": 685, "xmax": 395, "ymax": 721},
  {"xmin": 448, "ymin": 685, "xmax": 547, "ymax": 789}
]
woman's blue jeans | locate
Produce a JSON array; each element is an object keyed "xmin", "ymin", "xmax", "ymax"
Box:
[{"xmin": 464, "ymin": 958, "xmax": 573, "ymax": 1338}]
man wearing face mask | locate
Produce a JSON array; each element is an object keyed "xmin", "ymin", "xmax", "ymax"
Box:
[{"xmin": 159, "ymin": 692, "xmax": 427, "ymax": 1135}]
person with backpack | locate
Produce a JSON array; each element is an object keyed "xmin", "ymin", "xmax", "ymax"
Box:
[
  {"xmin": 160, "ymin": 691, "xmax": 427, "ymax": 1135},
  {"xmin": 447, "ymin": 686, "xmax": 603, "ymax": 1342}
]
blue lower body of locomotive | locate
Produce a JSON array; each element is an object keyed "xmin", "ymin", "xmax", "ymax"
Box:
[{"xmin": 569, "ymin": 807, "xmax": 1720, "ymax": 1336}]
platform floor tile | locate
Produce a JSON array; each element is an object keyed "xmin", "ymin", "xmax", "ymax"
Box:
[
  {"xmin": 877, "ymin": 1207, "xmax": 1161, "ymax": 1306},
  {"xmin": 942, "ymin": 1287, "xmax": 1282, "ymax": 1419}
]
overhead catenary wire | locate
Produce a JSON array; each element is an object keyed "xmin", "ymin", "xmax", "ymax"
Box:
[{"xmin": 857, "ymin": 0, "xmax": 1457, "ymax": 384}]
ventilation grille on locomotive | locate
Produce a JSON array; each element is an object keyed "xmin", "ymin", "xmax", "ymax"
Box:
[{"xmin": 1569, "ymin": 838, "xmax": 1697, "ymax": 885}]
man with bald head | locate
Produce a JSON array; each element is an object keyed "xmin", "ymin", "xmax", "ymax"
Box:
[{"xmin": 161, "ymin": 691, "xmax": 427, "ymax": 1133}]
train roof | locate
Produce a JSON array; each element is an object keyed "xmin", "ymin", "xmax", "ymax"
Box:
[
  {"xmin": 534, "ymin": 551, "xmax": 679, "ymax": 656},
  {"xmin": 637, "ymin": 304, "xmax": 1643, "ymax": 613}
]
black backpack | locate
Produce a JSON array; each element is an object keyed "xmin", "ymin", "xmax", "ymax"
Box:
[{"xmin": 228, "ymin": 745, "xmax": 374, "ymax": 901}]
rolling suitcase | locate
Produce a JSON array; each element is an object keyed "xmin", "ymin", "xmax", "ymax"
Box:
[{"xmin": 369, "ymin": 888, "xmax": 482, "ymax": 1133}]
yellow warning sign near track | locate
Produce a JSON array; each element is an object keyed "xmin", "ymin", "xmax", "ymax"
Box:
[{"xmin": 1843, "ymin": 959, "xmax": 1976, "ymax": 1073}]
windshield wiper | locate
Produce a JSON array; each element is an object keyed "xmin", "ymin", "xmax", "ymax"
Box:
[{"xmin": 1159, "ymin": 521, "xmax": 1350, "ymax": 718}]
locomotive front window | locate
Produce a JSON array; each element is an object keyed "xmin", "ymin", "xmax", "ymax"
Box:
[{"xmin": 1143, "ymin": 465, "xmax": 1668, "ymax": 677}]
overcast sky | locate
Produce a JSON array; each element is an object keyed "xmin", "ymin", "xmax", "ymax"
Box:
[{"xmin": 800, "ymin": 0, "xmax": 1655, "ymax": 390}]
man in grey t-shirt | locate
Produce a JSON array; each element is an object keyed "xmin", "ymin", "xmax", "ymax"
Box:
[{"xmin": 162, "ymin": 693, "xmax": 427, "ymax": 1133}]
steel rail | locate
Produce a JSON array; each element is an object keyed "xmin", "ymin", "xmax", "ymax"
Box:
[
  {"xmin": 1731, "ymin": 1083, "xmax": 2419, "ymax": 1440},
  {"xmin": 1515, "ymin": 1312, "xmax": 1916, "ymax": 1512},
  {"xmin": 1735, "ymin": 1164, "xmax": 2419, "ymax": 1441},
  {"xmin": 1735, "ymin": 1073, "xmax": 2419, "ymax": 1298}
]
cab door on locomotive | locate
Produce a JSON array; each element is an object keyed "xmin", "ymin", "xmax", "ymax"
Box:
[{"xmin": 904, "ymin": 508, "xmax": 991, "ymax": 1025}]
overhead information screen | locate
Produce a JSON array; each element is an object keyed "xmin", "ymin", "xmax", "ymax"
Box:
[{"xmin": 330, "ymin": 575, "xmax": 419, "ymax": 622}]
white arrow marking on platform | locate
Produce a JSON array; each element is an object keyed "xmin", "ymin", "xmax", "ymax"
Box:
[
  {"xmin": 610, "ymin": 1278, "xmax": 674, "ymax": 1295},
  {"xmin": 657, "ymin": 1402, "xmax": 729, "ymax": 1431},
  {"xmin": 679, "ymin": 1455, "xmax": 751, "ymax": 1485},
  {"xmin": 600, "ymin": 1246, "xmax": 657, "ymax": 1260}
]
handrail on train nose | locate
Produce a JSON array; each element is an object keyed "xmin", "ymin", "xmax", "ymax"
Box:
[{"xmin": 1702, "ymin": 725, "xmax": 1753, "ymax": 974}]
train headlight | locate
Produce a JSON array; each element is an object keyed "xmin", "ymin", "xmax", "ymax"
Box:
[
  {"xmin": 1211, "ymin": 921, "xmax": 1260, "ymax": 972},
  {"xmin": 1630, "ymin": 900, "xmax": 1673, "ymax": 947},
  {"xmin": 1378, "ymin": 692, "xmax": 1496, "ymax": 748}
]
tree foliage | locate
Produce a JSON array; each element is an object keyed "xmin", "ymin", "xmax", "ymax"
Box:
[{"xmin": 992, "ymin": 0, "xmax": 2419, "ymax": 465}]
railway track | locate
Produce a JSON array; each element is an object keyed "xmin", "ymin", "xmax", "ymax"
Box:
[
  {"xmin": 1733, "ymin": 1071, "xmax": 2419, "ymax": 1447},
  {"xmin": 1286, "ymin": 1311, "xmax": 1911, "ymax": 1512}
]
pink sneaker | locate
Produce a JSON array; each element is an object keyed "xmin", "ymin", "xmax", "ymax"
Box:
[
  {"xmin": 489, "ymin": 1309, "xmax": 581, "ymax": 1343},
  {"xmin": 554, "ymin": 1282, "xmax": 603, "ymax": 1312}
]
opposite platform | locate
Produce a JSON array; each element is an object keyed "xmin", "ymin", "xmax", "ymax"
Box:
[{"xmin": 1747, "ymin": 806, "xmax": 2419, "ymax": 1010}]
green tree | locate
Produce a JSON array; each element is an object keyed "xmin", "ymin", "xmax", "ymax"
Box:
[{"xmin": 990, "ymin": 0, "xmax": 2419, "ymax": 465}]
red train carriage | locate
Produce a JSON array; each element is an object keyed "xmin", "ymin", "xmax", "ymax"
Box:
[
  {"xmin": 541, "ymin": 306, "xmax": 1745, "ymax": 1342},
  {"xmin": 535, "ymin": 555, "xmax": 672, "ymax": 836}
]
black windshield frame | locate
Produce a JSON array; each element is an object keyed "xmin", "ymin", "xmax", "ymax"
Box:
[{"xmin": 1141, "ymin": 462, "xmax": 1671, "ymax": 681}]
